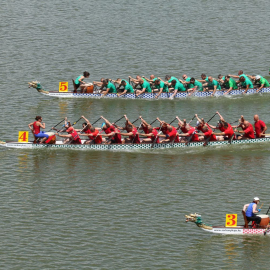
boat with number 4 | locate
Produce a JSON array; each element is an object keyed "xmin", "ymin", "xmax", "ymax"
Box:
[
  {"xmin": 28, "ymin": 81, "xmax": 270, "ymax": 100},
  {"xmin": 185, "ymin": 213, "xmax": 270, "ymax": 235},
  {"xmin": 1, "ymin": 136, "xmax": 270, "ymax": 151}
]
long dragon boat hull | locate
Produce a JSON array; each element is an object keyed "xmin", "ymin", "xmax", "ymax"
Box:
[
  {"xmin": 1, "ymin": 137, "xmax": 270, "ymax": 150},
  {"xmin": 33, "ymin": 88, "xmax": 270, "ymax": 99},
  {"xmin": 201, "ymin": 226, "xmax": 270, "ymax": 235}
]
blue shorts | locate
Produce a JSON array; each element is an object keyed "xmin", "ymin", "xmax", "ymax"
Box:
[{"xmin": 35, "ymin": 131, "xmax": 49, "ymax": 139}]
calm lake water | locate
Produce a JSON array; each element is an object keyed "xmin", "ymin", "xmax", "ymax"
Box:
[{"xmin": 1, "ymin": 0, "xmax": 270, "ymax": 269}]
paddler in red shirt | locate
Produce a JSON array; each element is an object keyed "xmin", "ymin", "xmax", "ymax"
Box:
[
  {"xmin": 235, "ymin": 120, "xmax": 255, "ymax": 140},
  {"xmin": 208, "ymin": 111, "xmax": 235, "ymax": 140},
  {"xmin": 137, "ymin": 116, "xmax": 159, "ymax": 143},
  {"xmin": 254, "ymin": 114, "xmax": 267, "ymax": 138},
  {"xmin": 100, "ymin": 116, "xmax": 122, "ymax": 144},
  {"xmin": 56, "ymin": 126, "xmax": 82, "ymax": 144},
  {"xmin": 176, "ymin": 116, "xmax": 200, "ymax": 143},
  {"xmin": 156, "ymin": 118, "xmax": 180, "ymax": 143},
  {"xmin": 28, "ymin": 116, "xmax": 49, "ymax": 143},
  {"xmin": 117, "ymin": 115, "xmax": 140, "ymax": 144},
  {"xmin": 194, "ymin": 114, "xmax": 217, "ymax": 145}
]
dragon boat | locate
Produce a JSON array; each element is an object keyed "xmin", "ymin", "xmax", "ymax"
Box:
[
  {"xmin": 1, "ymin": 136, "xmax": 270, "ymax": 151},
  {"xmin": 185, "ymin": 213, "xmax": 270, "ymax": 235},
  {"xmin": 28, "ymin": 81, "xmax": 270, "ymax": 100}
]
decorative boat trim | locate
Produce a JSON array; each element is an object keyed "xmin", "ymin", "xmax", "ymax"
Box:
[
  {"xmin": 28, "ymin": 82, "xmax": 270, "ymax": 99},
  {"xmin": 1, "ymin": 136, "xmax": 270, "ymax": 150},
  {"xmin": 185, "ymin": 213, "xmax": 270, "ymax": 235}
]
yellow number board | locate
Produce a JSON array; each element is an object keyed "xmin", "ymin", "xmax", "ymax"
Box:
[
  {"xmin": 59, "ymin": 82, "xmax": 68, "ymax": 92},
  {"xmin": 18, "ymin": 131, "xmax": 29, "ymax": 143},
  {"xmin": 225, "ymin": 214, "xmax": 237, "ymax": 227}
]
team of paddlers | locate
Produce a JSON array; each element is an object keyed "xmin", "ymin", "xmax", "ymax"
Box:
[
  {"xmin": 28, "ymin": 112, "xmax": 267, "ymax": 145},
  {"xmin": 74, "ymin": 70, "xmax": 270, "ymax": 98}
]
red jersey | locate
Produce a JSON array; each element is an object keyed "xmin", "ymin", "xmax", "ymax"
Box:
[
  {"xmin": 219, "ymin": 123, "xmax": 234, "ymax": 137},
  {"xmin": 129, "ymin": 127, "xmax": 140, "ymax": 144},
  {"xmin": 187, "ymin": 127, "xmax": 200, "ymax": 142},
  {"xmin": 149, "ymin": 128, "xmax": 160, "ymax": 143},
  {"xmin": 254, "ymin": 120, "xmax": 266, "ymax": 137},
  {"xmin": 203, "ymin": 129, "xmax": 217, "ymax": 141},
  {"xmin": 104, "ymin": 125, "xmax": 122, "ymax": 143},
  {"xmin": 180, "ymin": 126, "xmax": 188, "ymax": 133},
  {"xmin": 70, "ymin": 130, "xmax": 82, "ymax": 144},
  {"xmin": 167, "ymin": 126, "xmax": 180, "ymax": 142},
  {"xmin": 86, "ymin": 129, "xmax": 102, "ymax": 144},
  {"xmin": 33, "ymin": 121, "xmax": 40, "ymax": 135},
  {"xmin": 243, "ymin": 123, "xmax": 255, "ymax": 139},
  {"xmin": 142, "ymin": 126, "xmax": 149, "ymax": 134}
]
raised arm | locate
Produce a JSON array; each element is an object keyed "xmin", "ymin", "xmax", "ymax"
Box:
[
  {"xmin": 216, "ymin": 111, "xmax": 225, "ymax": 122},
  {"xmin": 139, "ymin": 116, "xmax": 149, "ymax": 126},
  {"xmin": 101, "ymin": 116, "xmax": 112, "ymax": 127},
  {"xmin": 81, "ymin": 115, "xmax": 92, "ymax": 127}
]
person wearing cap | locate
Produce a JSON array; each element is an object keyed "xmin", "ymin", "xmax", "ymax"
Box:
[
  {"xmin": 100, "ymin": 116, "xmax": 122, "ymax": 144},
  {"xmin": 100, "ymin": 79, "xmax": 117, "ymax": 97},
  {"xmin": 254, "ymin": 114, "xmax": 267, "ymax": 138},
  {"xmin": 56, "ymin": 126, "xmax": 82, "ymax": 144},
  {"xmin": 224, "ymin": 75, "xmax": 239, "ymax": 95},
  {"xmin": 252, "ymin": 75, "xmax": 269, "ymax": 92},
  {"xmin": 243, "ymin": 197, "xmax": 262, "ymax": 227}
]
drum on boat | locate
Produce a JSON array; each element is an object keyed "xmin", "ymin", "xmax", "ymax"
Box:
[
  {"xmin": 258, "ymin": 214, "xmax": 270, "ymax": 227},
  {"xmin": 85, "ymin": 84, "xmax": 94, "ymax": 93}
]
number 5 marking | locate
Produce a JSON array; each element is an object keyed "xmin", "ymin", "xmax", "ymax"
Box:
[{"xmin": 59, "ymin": 82, "xmax": 68, "ymax": 92}]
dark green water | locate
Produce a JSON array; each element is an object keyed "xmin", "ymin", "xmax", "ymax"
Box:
[{"xmin": 1, "ymin": 0, "xmax": 270, "ymax": 269}]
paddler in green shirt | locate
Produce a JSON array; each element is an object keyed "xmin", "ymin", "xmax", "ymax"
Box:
[
  {"xmin": 198, "ymin": 73, "xmax": 209, "ymax": 83},
  {"xmin": 224, "ymin": 75, "xmax": 238, "ymax": 95},
  {"xmin": 101, "ymin": 79, "xmax": 117, "ymax": 96},
  {"xmin": 247, "ymin": 75, "xmax": 269, "ymax": 93},
  {"xmin": 180, "ymin": 74, "xmax": 192, "ymax": 90},
  {"xmin": 170, "ymin": 79, "xmax": 186, "ymax": 99},
  {"xmin": 203, "ymin": 76, "xmax": 221, "ymax": 96},
  {"xmin": 143, "ymin": 75, "xmax": 157, "ymax": 89},
  {"xmin": 154, "ymin": 79, "xmax": 169, "ymax": 99},
  {"xmin": 116, "ymin": 79, "xmax": 134, "ymax": 96},
  {"xmin": 239, "ymin": 76, "xmax": 253, "ymax": 94},
  {"xmin": 187, "ymin": 77, "xmax": 203, "ymax": 95},
  {"xmin": 135, "ymin": 78, "xmax": 152, "ymax": 97}
]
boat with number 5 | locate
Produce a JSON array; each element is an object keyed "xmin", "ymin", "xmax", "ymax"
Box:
[{"xmin": 28, "ymin": 81, "xmax": 270, "ymax": 100}]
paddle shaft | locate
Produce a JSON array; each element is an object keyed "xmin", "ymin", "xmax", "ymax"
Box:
[
  {"xmin": 47, "ymin": 118, "xmax": 65, "ymax": 132},
  {"xmin": 206, "ymin": 113, "xmax": 217, "ymax": 123}
]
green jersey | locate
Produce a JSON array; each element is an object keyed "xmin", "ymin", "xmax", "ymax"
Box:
[
  {"xmin": 174, "ymin": 81, "xmax": 186, "ymax": 92},
  {"xmin": 156, "ymin": 81, "xmax": 169, "ymax": 92},
  {"xmin": 107, "ymin": 81, "xmax": 117, "ymax": 93},
  {"xmin": 207, "ymin": 79, "xmax": 221, "ymax": 90},
  {"xmin": 75, "ymin": 75, "xmax": 83, "ymax": 85},
  {"xmin": 259, "ymin": 77, "xmax": 270, "ymax": 87},
  {"xmin": 194, "ymin": 80, "xmax": 203, "ymax": 91},
  {"xmin": 240, "ymin": 77, "xmax": 253, "ymax": 88},
  {"xmin": 140, "ymin": 81, "xmax": 152, "ymax": 93},
  {"xmin": 168, "ymin": 76, "xmax": 180, "ymax": 83},
  {"xmin": 122, "ymin": 80, "xmax": 134, "ymax": 93},
  {"xmin": 224, "ymin": 78, "xmax": 238, "ymax": 90}
]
